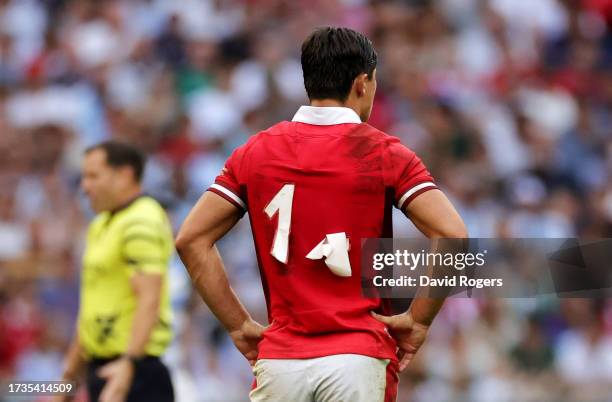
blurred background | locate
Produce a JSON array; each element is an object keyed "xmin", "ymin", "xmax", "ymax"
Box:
[{"xmin": 0, "ymin": 0, "xmax": 611, "ymax": 401}]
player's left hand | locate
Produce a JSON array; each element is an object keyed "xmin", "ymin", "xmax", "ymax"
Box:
[
  {"xmin": 371, "ymin": 312, "xmax": 429, "ymax": 372},
  {"xmin": 97, "ymin": 357, "xmax": 135, "ymax": 402}
]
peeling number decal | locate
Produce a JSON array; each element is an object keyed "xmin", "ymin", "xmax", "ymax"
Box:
[
  {"xmin": 265, "ymin": 185, "xmax": 352, "ymax": 277},
  {"xmin": 306, "ymin": 232, "xmax": 352, "ymax": 277}
]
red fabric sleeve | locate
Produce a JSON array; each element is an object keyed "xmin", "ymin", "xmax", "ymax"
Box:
[
  {"xmin": 386, "ymin": 139, "xmax": 437, "ymax": 209},
  {"xmin": 208, "ymin": 144, "xmax": 248, "ymax": 211}
]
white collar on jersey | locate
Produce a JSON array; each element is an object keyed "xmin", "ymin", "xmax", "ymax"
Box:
[{"xmin": 291, "ymin": 106, "xmax": 362, "ymax": 125}]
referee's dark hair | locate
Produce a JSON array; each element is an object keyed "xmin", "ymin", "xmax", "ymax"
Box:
[
  {"xmin": 301, "ymin": 26, "xmax": 377, "ymax": 102},
  {"xmin": 86, "ymin": 141, "xmax": 145, "ymax": 182}
]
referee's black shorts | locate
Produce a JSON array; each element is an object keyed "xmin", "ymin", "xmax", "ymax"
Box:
[{"xmin": 87, "ymin": 356, "xmax": 174, "ymax": 402}]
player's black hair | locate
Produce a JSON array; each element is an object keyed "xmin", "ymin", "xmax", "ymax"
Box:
[
  {"xmin": 301, "ymin": 26, "xmax": 377, "ymax": 102},
  {"xmin": 85, "ymin": 141, "xmax": 145, "ymax": 182}
]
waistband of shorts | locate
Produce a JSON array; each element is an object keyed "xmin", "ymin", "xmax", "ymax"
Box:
[{"xmin": 88, "ymin": 355, "xmax": 161, "ymax": 366}]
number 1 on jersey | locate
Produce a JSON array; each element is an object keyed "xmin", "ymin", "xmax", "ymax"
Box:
[{"xmin": 264, "ymin": 184, "xmax": 295, "ymax": 264}]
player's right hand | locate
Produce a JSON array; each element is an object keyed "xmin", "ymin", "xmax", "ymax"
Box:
[
  {"xmin": 229, "ymin": 318, "xmax": 268, "ymax": 366},
  {"xmin": 371, "ymin": 311, "xmax": 429, "ymax": 372}
]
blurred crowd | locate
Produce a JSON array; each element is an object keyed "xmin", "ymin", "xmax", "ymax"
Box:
[{"xmin": 0, "ymin": 0, "xmax": 611, "ymax": 401}]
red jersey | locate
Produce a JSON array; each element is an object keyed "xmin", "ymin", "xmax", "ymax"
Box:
[{"xmin": 208, "ymin": 106, "xmax": 436, "ymax": 362}]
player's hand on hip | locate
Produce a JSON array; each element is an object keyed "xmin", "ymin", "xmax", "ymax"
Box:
[
  {"xmin": 97, "ymin": 357, "xmax": 135, "ymax": 402},
  {"xmin": 229, "ymin": 318, "xmax": 269, "ymax": 367},
  {"xmin": 371, "ymin": 312, "xmax": 429, "ymax": 372}
]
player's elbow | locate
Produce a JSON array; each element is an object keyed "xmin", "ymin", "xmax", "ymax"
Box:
[
  {"xmin": 175, "ymin": 230, "xmax": 197, "ymax": 256},
  {"xmin": 176, "ymin": 228, "xmax": 213, "ymax": 256}
]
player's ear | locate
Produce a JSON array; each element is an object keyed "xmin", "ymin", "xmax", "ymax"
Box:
[{"xmin": 353, "ymin": 73, "xmax": 368, "ymax": 98}]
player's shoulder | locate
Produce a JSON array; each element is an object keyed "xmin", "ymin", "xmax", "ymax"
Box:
[
  {"xmin": 261, "ymin": 120, "xmax": 294, "ymax": 134},
  {"xmin": 251, "ymin": 121, "xmax": 391, "ymax": 140},
  {"xmin": 358, "ymin": 123, "xmax": 403, "ymax": 143},
  {"xmin": 232, "ymin": 121, "xmax": 293, "ymax": 155},
  {"xmin": 235, "ymin": 121, "xmax": 410, "ymax": 154},
  {"xmin": 247, "ymin": 121, "xmax": 293, "ymax": 142},
  {"xmin": 353, "ymin": 123, "xmax": 414, "ymax": 154}
]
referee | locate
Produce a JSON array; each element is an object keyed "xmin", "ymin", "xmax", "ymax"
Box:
[{"xmin": 59, "ymin": 141, "xmax": 174, "ymax": 402}]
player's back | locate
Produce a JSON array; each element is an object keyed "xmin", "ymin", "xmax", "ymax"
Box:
[{"xmin": 209, "ymin": 106, "xmax": 436, "ymax": 361}]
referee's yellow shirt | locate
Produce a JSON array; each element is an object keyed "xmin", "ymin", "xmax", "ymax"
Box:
[{"xmin": 79, "ymin": 195, "xmax": 173, "ymax": 358}]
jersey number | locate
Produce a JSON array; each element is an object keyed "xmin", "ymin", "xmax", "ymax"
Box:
[{"xmin": 264, "ymin": 184, "xmax": 352, "ymax": 277}]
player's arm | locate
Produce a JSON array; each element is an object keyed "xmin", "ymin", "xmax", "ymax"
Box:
[
  {"xmin": 175, "ymin": 191, "xmax": 266, "ymax": 365},
  {"xmin": 402, "ymin": 188, "xmax": 467, "ymax": 324},
  {"xmin": 403, "ymin": 188, "xmax": 467, "ymax": 241},
  {"xmin": 373, "ymin": 189, "xmax": 467, "ymax": 371}
]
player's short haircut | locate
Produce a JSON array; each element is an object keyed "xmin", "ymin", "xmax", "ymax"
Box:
[
  {"xmin": 85, "ymin": 141, "xmax": 145, "ymax": 182},
  {"xmin": 301, "ymin": 26, "xmax": 377, "ymax": 102}
]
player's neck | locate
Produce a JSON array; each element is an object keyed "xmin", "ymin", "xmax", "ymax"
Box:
[
  {"xmin": 310, "ymin": 99, "xmax": 346, "ymax": 107},
  {"xmin": 310, "ymin": 99, "xmax": 360, "ymax": 118}
]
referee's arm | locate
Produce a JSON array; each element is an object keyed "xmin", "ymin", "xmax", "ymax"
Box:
[
  {"xmin": 60, "ymin": 328, "xmax": 86, "ymax": 381},
  {"xmin": 125, "ymin": 273, "xmax": 163, "ymax": 357},
  {"xmin": 122, "ymin": 222, "xmax": 167, "ymax": 358},
  {"xmin": 55, "ymin": 329, "xmax": 86, "ymax": 402},
  {"xmin": 94, "ymin": 273, "xmax": 163, "ymax": 402},
  {"xmin": 96, "ymin": 226, "xmax": 166, "ymax": 402}
]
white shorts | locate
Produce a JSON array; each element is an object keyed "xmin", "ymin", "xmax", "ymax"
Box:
[{"xmin": 249, "ymin": 354, "xmax": 391, "ymax": 402}]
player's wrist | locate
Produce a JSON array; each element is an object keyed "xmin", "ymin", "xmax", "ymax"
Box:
[
  {"xmin": 228, "ymin": 315, "xmax": 254, "ymax": 334},
  {"xmin": 406, "ymin": 312, "xmax": 431, "ymax": 329}
]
